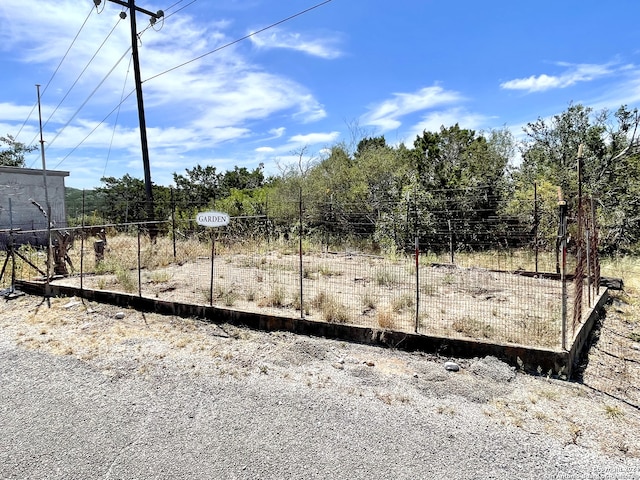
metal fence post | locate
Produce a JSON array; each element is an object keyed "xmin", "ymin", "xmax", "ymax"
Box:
[
  {"xmin": 80, "ymin": 190, "xmax": 85, "ymax": 293},
  {"xmin": 170, "ymin": 187, "xmax": 176, "ymax": 261},
  {"xmin": 415, "ymin": 236, "xmax": 419, "ymax": 333},
  {"xmin": 299, "ymin": 188, "xmax": 304, "ymax": 319},
  {"xmin": 210, "ymin": 230, "xmax": 215, "ymax": 307},
  {"xmin": 137, "ymin": 225, "xmax": 142, "ymax": 297},
  {"xmin": 558, "ymin": 199, "xmax": 568, "ymax": 350}
]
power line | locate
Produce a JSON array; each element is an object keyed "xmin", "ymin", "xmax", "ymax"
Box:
[
  {"xmin": 26, "ymin": 46, "xmax": 133, "ymax": 168},
  {"xmin": 32, "ymin": 16, "xmax": 125, "ymax": 146},
  {"xmin": 53, "ymin": 88, "xmax": 136, "ymax": 169},
  {"xmin": 104, "ymin": 54, "xmax": 134, "ymax": 177},
  {"xmin": 137, "ymin": 0, "xmax": 197, "ymax": 36},
  {"xmin": 30, "ymin": 0, "xmax": 334, "ymax": 173},
  {"xmin": 143, "ymin": 0, "xmax": 333, "ymax": 84},
  {"xmin": 45, "ymin": 47, "xmax": 133, "ymax": 154},
  {"xmin": 27, "ymin": 0, "xmax": 182, "ymax": 169},
  {"xmin": 13, "ymin": 4, "xmax": 96, "ymax": 142}
]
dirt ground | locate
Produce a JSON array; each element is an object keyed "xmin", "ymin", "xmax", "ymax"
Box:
[
  {"xmin": 1, "ymin": 287, "xmax": 639, "ymax": 461},
  {"xmin": 50, "ymin": 251, "xmax": 588, "ymax": 349}
]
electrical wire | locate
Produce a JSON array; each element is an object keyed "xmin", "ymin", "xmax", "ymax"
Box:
[
  {"xmin": 25, "ymin": 0, "xmax": 194, "ymax": 169},
  {"xmin": 143, "ymin": 0, "xmax": 333, "ymax": 84},
  {"xmin": 45, "ymin": 47, "xmax": 133, "ymax": 154},
  {"xmin": 34, "ymin": 0, "xmax": 333, "ymax": 171},
  {"xmin": 26, "ymin": 16, "xmax": 127, "ymax": 167},
  {"xmin": 137, "ymin": 0, "xmax": 196, "ymax": 37},
  {"xmin": 53, "ymin": 88, "xmax": 136, "ymax": 169},
  {"xmin": 39, "ymin": 17, "xmax": 125, "ymax": 137},
  {"xmin": 103, "ymin": 55, "xmax": 134, "ymax": 177},
  {"xmin": 13, "ymin": 4, "xmax": 96, "ymax": 142}
]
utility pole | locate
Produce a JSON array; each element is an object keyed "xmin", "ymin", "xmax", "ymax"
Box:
[{"xmin": 103, "ymin": 0, "xmax": 163, "ymax": 237}]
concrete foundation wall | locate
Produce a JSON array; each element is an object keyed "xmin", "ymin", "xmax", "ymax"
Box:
[{"xmin": 16, "ymin": 280, "xmax": 609, "ymax": 379}]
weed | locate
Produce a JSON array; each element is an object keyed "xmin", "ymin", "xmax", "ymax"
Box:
[
  {"xmin": 391, "ymin": 293, "xmax": 414, "ymax": 313},
  {"xmin": 259, "ymin": 286, "xmax": 286, "ymax": 308},
  {"xmin": 318, "ymin": 264, "xmax": 341, "ymax": 277},
  {"xmin": 421, "ymin": 283, "xmax": 437, "ymax": 296},
  {"xmin": 149, "ymin": 270, "xmax": 172, "ymax": 283},
  {"xmin": 311, "ymin": 292, "xmax": 349, "ymax": 323},
  {"xmin": 451, "ymin": 316, "xmax": 493, "ymax": 338},
  {"xmin": 173, "ymin": 337, "xmax": 191, "ymax": 348},
  {"xmin": 375, "ymin": 392, "xmax": 393, "ymax": 405},
  {"xmin": 568, "ymin": 422, "xmax": 582, "ymax": 445},
  {"xmin": 222, "ymin": 291, "xmax": 238, "ymax": 307},
  {"xmin": 436, "ymin": 405, "xmax": 456, "ymax": 415},
  {"xmin": 291, "ymin": 293, "xmax": 309, "ymax": 314},
  {"xmin": 361, "ymin": 292, "xmax": 377, "ymax": 310},
  {"xmin": 537, "ymin": 389, "xmax": 558, "ymax": 401},
  {"xmin": 115, "ymin": 267, "xmax": 137, "ymax": 293},
  {"xmin": 604, "ymin": 404, "xmax": 625, "ymax": 419},
  {"xmin": 322, "ymin": 301, "xmax": 350, "ymax": 324},
  {"xmin": 376, "ymin": 268, "xmax": 399, "ymax": 287},
  {"xmin": 311, "ymin": 291, "xmax": 329, "ymax": 309},
  {"xmin": 376, "ymin": 308, "xmax": 395, "ymax": 329},
  {"xmin": 442, "ymin": 273, "xmax": 455, "ymax": 286}
]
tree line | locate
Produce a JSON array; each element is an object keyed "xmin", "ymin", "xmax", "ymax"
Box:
[{"xmin": 2, "ymin": 103, "xmax": 639, "ymax": 254}]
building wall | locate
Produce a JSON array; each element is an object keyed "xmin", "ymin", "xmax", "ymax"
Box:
[{"xmin": 0, "ymin": 166, "xmax": 69, "ymax": 247}]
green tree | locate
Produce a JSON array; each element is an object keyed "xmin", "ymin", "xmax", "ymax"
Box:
[
  {"xmin": 410, "ymin": 124, "xmax": 512, "ymax": 251},
  {"xmin": 516, "ymin": 103, "xmax": 640, "ymax": 252},
  {"xmin": 95, "ymin": 174, "xmax": 170, "ymax": 227},
  {"xmin": 0, "ymin": 135, "xmax": 36, "ymax": 167},
  {"xmin": 219, "ymin": 165, "xmax": 265, "ymax": 197},
  {"xmin": 172, "ymin": 165, "xmax": 221, "ymax": 211}
]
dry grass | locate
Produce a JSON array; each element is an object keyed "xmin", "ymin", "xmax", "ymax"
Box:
[{"xmin": 9, "ymin": 234, "xmax": 611, "ymax": 350}]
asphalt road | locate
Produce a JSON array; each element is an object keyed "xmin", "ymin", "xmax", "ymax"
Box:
[{"xmin": 2, "ymin": 336, "xmax": 639, "ymax": 480}]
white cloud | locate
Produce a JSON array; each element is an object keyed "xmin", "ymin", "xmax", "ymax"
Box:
[
  {"xmin": 255, "ymin": 146, "xmax": 275, "ymax": 152},
  {"xmin": 400, "ymin": 108, "xmax": 491, "ymax": 146},
  {"xmin": 361, "ymin": 86, "xmax": 463, "ymax": 132},
  {"xmin": 289, "ymin": 131, "xmax": 340, "ymax": 145},
  {"xmin": 0, "ymin": 0, "xmax": 330, "ymax": 166},
  {"xmin": 268, "ymin": 127, "xmax": 286, "ymax": 138},
  {"xmin": 249, "ymin": 28, "xmax": 342, "ymax": 59},
  {"xmin": 500, "ymin": 62, "xmax": 616, "ymax": 92}
]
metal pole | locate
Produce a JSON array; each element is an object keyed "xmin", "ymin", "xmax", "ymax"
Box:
[
  {"xmin": 9, "ymin": 198, "xmax": 15, "ymax": 290},
  {"xmin": 36, "ymin": 85, "xmax": 52, "ymax": 291},
  {"xmin": 299, "ymin": 188, "xmax": 304, "ymax": 319},
  {"xmin": 170, "ymin": 187, "xmax": 176, "ymax": 261},
  {"xmin": 415, "ymin": 236, "xmax": 419, "ymax": 333},
  {"xmin": 559, "ymin": 200, "xmax": 568, "ymax": 350},
  {"xmin": 137, "ymin": 225, "xmax": 142, "ymax": 297},
  {"xmin": 210, "ymin": 231, "xmax": 215, "ymax": 307},
  {"xmin": 586, "ymin": 228, "xmax": 591, "ymax": 306},
  {"xmin": 80, "ymin": 190, "xmax": 85, "ymax": 292},
  {"xmin": 534, "ymin": 182, "xmax": 538, "ymax": 273},
  {"xmin": 448, "ymin": 219, "xmax": 454, "ymax": 264}
]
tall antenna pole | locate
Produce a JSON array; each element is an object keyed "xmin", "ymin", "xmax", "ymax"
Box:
[
  {"xmin": 36, "ymin": 84, "xmax": 52, "ymax": 292},
  {"xmin": 106, "ymin": 0, "xmax": 163, "ymax": 236}
]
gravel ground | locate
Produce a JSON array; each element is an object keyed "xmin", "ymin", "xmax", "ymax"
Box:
[{"xmin": 1, "ymin": 293, "xmax": 640, "ymax": 479}]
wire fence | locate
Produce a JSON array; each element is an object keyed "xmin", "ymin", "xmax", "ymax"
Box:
[{"xmin": 1, "ymin": 187, "xmax": 604, "ymax": 351}]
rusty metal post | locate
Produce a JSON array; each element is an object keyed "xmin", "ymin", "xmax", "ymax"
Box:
[{"xmin": 558, "ymin": 198, "xmax": 568, "ymax": 350}]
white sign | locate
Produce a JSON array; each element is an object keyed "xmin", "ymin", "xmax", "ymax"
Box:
[{"xmin": 196, "ymin": 211, "xmax": 230, "ymax": 227}]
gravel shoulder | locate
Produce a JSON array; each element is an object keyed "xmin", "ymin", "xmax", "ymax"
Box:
[{"xmin": 1, "ymin": 292, "xmax": 640, "ymax": 479}]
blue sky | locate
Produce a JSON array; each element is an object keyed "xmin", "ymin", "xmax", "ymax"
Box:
[{"xmin": 2, "ymin": 0, "xmax": 640, "ymax": 189}]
